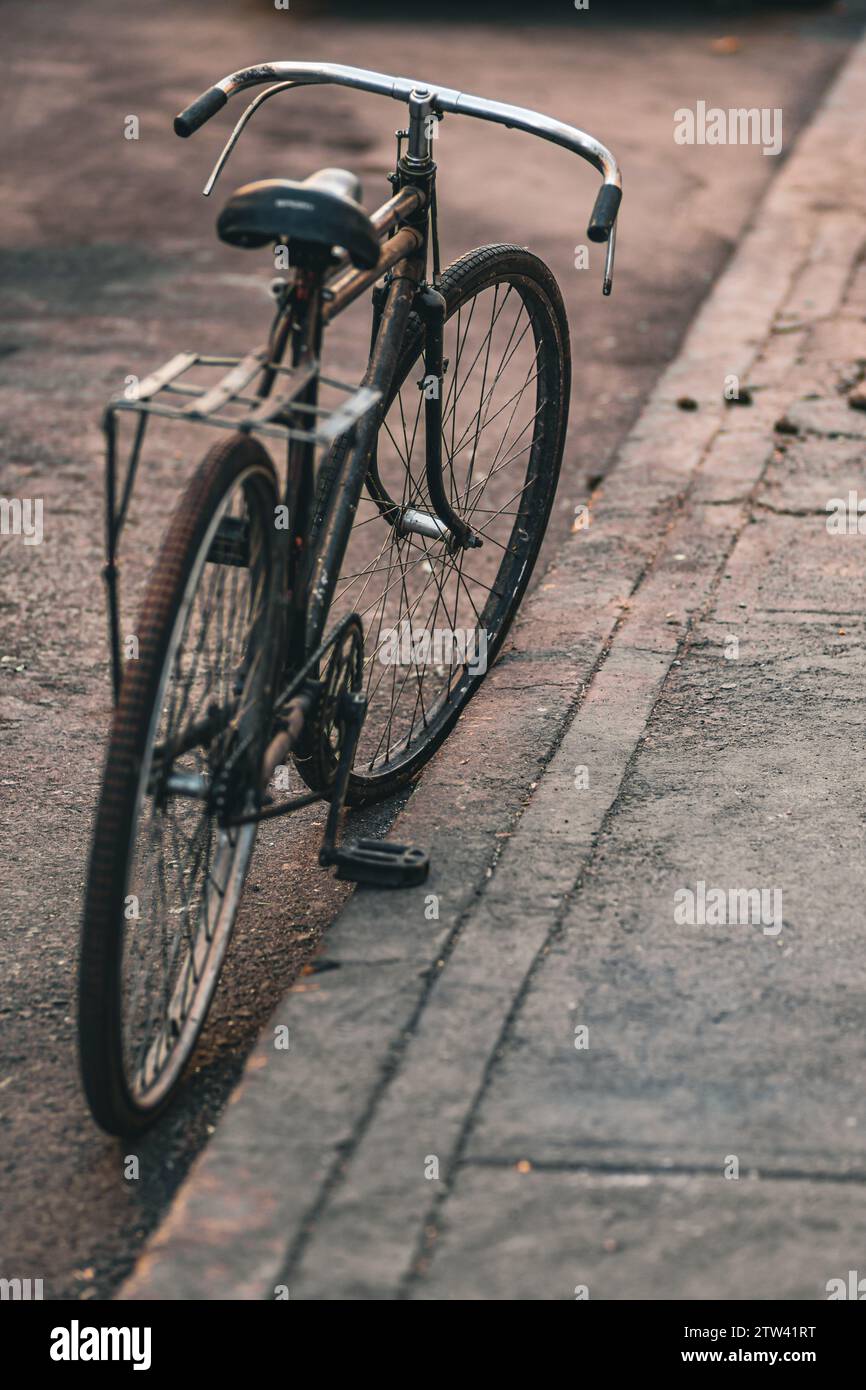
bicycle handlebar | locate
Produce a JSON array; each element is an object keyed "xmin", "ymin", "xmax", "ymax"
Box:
[
  {"xmin": 175, "ymin": 62, "xmax": 622, "ymax": 285},
  {"xmin": 175, "ymin": 85, "xmax": 228, "ymax": 137}
]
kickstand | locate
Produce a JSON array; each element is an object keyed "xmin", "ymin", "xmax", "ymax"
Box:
[{"xmin": 319, "ymin": 691, "xmax": 429, "ymax": 888}]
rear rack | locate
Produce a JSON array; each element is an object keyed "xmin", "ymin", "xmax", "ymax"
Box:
[
  {"xmin": 101, "ymin": 346, "xmax": 380, "ymax": 702},
  {"xmin": 106, "ymin": 348, "xmax": 379, "ymax": 443}
]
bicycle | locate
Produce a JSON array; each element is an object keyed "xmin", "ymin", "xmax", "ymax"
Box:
[{"xmin": 78, "ymin": 60, "xmax": 622, "ymax": 1133}]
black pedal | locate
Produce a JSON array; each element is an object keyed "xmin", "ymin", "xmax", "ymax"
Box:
[
  {"xmin": 324, "ymin": 838, "xmax": 429, "ymax": 888},
  {"xmin": 315, "ymin": 648, "xmax": 432, "ymax": 887}
]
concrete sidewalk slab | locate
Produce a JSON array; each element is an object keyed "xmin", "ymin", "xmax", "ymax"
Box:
[
  {"xmin": 121, "ymin": 32, "xmax": 866, "ymax": 1301},
  {"xmin": 415, "ymin": 1168, "xmax": 866, "ymax": 1301}
]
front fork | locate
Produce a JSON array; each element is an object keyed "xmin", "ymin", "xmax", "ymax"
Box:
[
  {"xmin": 364, "ymin": 281, "xmax": 481, "ymax": 553},
  {"xmin": 413, "ymin": 285, "xmax": 480, "ymax": 552}
]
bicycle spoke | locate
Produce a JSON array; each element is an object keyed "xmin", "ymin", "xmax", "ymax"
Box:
[
  {"xmin": 118, "ymin": 473, "xmax": 270, "ymax": 1104},
  {"xmin": 323, "ymin": 264, "xmax": 561, "ymax": 784}
]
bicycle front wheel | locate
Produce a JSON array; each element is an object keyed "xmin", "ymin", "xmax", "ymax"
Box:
[
  {"xmin": 79, "ymin": 433, "xmax": 280, "ymax": 1134},
  {"xmin": 316, "ymin": 244, "xmax": 570, "ymax": 804}
]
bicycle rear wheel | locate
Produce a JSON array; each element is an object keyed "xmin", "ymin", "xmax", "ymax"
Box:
[
  {"xmin": 79, "ymin": 434, "xmax": 280, "ymax": 1134},
  {"xmin": 313, "ymin": 244, "xmax": 570, "ymax": 804}
]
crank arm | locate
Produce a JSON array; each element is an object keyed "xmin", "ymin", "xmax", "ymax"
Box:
[
  {"xmin": 318, "ymin": 690, "xmax": 429, "ymax": 887},
  {"xmin": 319, "ymin": 691, "xmax": 367, "ymax": 861}
]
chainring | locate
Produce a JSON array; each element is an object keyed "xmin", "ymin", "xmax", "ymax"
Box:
[{"xmin": 292, "ymin": 613, "xmax": 364, "ymax": 795}]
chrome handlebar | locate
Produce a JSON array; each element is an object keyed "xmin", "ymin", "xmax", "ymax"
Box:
[{"xmin": 175, "ymin": 61, "xmax": 622, "ymax": 294}]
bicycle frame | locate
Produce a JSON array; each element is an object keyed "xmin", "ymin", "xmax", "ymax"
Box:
[
  {"xmin": 214, "ymin": 64, "xmax": 620, "ymax": 669},
  {"xmin": 263, "ymin": 156, "xmax": 434, "ymax": 671},
  {"xmin": 102, "ymin": 63, "xmax": 622, "ymax": 702}
]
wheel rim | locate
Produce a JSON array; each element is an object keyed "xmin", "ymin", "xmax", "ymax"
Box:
[
  {"xmin": 118, "ymin": 466, "xmax": 273, "ymax": 1111},
  {"xmin": 329, "ymin": 271, "xmax": 562, "ymax": 783}
]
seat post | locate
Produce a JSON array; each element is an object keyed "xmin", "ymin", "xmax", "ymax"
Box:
[
  {"xmin": 259, "ymin": 256, "xmax": 324, "ymax": 401},
  {"xmin": 282, "ymin": 258, "xmax": 326, "ymax": 674},
  {"xmin": 290, "ymin": 264, "xmax": 326, "ymax": 366}
]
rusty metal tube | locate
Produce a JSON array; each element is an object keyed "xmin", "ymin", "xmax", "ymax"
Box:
[
  {"xmin": 322, "ymin": 225, "xmax": 422, "ymax": 323},
  {"xmin": 321, "ymin": 186, "xmax": 424, "ymax": 282},
  {"xmin": 370, "ymin": 185, "xmax": 425, "ymax": 235}
]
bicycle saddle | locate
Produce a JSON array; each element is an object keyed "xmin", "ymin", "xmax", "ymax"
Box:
[{"xmin": 217, "ymin": 167, "xmax": 380, "ymax": 270}]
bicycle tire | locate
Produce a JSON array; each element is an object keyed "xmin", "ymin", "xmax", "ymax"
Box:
[
  {"xmin": 309, "ymin": 244, "xmax": 570, "ymax": 805},
  {"xmin": 79, "ymin": 433, "xmax": 279, "ymax": 1134}
]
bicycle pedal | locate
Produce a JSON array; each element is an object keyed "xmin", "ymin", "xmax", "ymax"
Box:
[{"xmin": 323, "ymin": 838, "xmax": 429, "ymax": 888}]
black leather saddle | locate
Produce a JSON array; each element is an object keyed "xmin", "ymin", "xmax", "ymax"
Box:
[{"xmin": 216, "ymin": 167, "xmax": 380, "ymax": 270}]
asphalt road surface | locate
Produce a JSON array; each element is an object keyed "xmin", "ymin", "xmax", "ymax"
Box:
[{"xmin": 0, "ymin": 0, "xmax": 860, "ymax": 1299}]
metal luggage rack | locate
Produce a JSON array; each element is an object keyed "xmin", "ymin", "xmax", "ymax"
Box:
[
  {"xmin": 101, "ymin": 346, "xmax": 380, "ymax": 701},
  {"xmin": 104, "ymin": 347, "xmax": 380, "ymax": 443}
]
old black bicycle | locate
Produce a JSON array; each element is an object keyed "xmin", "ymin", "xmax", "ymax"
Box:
[{"xmin": 78, "ymin": 60, "xmax": 622, "ymax": 1133}]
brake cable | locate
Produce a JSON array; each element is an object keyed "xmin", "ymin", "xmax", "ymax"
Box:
[{"xmin": 202, "ymin": 81, "xmax": 299, "ymax": 197}]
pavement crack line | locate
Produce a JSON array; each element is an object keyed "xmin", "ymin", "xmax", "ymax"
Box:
[
  {"xmin": 271, "ymin": 561, "xmax": 653, "ymax": 1287},
  {"xmin": 272, "ymin": 413, "xmax": 746, "ymax": 1291},
  {"xmin": 277, "ymin": 217, "xmax": 828, "ymax": 1297},
  {"xmin": 395, "ymin": 426, "xmax": 786, "ymax": 1299},
  {"xmin": 461, "ymin": 1157, "xmax": 866, "ymax": 1186},
  {"xmin": 755, "ymin": 501, "xmax": 836, "ymax": 518}
]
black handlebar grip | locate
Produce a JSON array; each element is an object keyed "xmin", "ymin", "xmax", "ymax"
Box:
[
  {"xmin": 587, "ymin": 184, "xmax": 622, "ymax": 243},
  {"xmin": 174, "ymin": 86, "xmax": 228, "ymax": 138}
]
